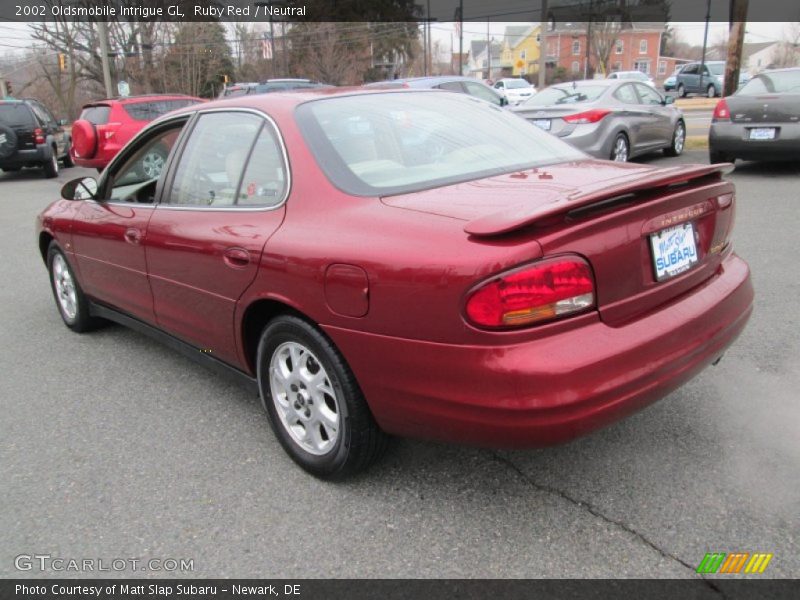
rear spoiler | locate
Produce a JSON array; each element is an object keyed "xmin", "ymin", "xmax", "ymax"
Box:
[{"xmin": 464, "ymin": 163, "xmax": 732, "ymax": 237}]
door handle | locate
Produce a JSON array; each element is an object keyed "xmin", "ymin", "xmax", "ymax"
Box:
[
  {"xmin": 124, "ymin": 228, "xmax": 142, "ymax": 245},
  {"xmin": 223, "ymin": 247, "xmax": 251, "ymax": 268}
]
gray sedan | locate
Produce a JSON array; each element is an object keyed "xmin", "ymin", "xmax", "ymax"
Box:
[
  {"xmin": 511, "ymin": 79, "xmax": 686, "ymax": 161},
  {"xmin": 709, "ymin": 68, "xmax": 800, "ymax": 164}
]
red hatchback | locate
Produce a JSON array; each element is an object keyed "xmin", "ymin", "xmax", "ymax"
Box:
[
  {"xmin": 37, "ymin": 89, "xmax": 753, "ymax": 478},
  {"xmin": 70, "ymin": 94, "xmax": 204, "ymax": 172}
]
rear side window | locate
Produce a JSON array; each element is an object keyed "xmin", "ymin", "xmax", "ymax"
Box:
[
  {"xmin": 79, "ymin": 106, "xmax": 111, "ymax": 125},
  {"xmin": 122, "ymin": 100, "xmax": 197, "ymax": 121},
  {"xmin": 0, "ymin": 104, "xmax": 35, "ymax": 127}
]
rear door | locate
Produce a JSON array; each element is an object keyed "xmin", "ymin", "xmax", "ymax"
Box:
[{"xmin": 145, "ymin": 110, "xmax": 289, "ymax": 366}]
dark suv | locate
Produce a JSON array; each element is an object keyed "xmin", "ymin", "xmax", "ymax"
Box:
[{"xmin": 0, "ymin": 98, "xmax": 72, "ymax": 178}]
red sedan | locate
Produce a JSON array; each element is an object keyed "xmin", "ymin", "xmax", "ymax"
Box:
[{"xmin": 37, "ymin": 89, "xmax": 753, "ymax": 478}]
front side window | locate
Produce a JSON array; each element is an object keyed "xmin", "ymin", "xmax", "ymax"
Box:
[
  {"xmin": 167, "ymin": 112, "xmax": 287, "ymax": 208},
  {"xmin": 295, "ymin": 92, "xmax": 584, "ymax": 197},
  {"xmin": 107, "ymin": 121, "xmax": 187, "ymax": 203}
]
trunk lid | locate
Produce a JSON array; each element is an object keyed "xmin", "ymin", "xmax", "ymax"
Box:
[
  {"xmin": 727, "ymin": 94, "xmax": 800, "ymax": 124},
  {"xmin": 382, "ymin": 159, "xmax": 736, "ymax": 325}
]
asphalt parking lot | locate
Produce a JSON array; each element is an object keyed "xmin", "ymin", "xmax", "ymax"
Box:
[{"xmin": 1, "ymin": 151, "xmax": 798, "ymax": 581}]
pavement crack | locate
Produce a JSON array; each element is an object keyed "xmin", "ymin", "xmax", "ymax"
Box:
[{"xmin": 490, "ymin": 451, "xmax": 726, "ymax": 597}]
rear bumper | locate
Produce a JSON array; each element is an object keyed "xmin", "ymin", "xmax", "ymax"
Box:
[
  {"xmin": 710, "ymin": 122, "xmax": 800, "ymax": 159},
  {"xmin": 0, "ymin": 146, "xmax": 48, "ymax": 168},
  {"xmin": 325, "ymin": 253, "xmax": 753, "ymax": 448}
]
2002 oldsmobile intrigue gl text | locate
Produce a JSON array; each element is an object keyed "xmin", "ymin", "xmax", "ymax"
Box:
[{"xmin": 36, "ymin": 89, "xmax": 753, "ymax": 478}]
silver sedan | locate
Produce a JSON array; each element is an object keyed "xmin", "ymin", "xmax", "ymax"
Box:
[{"xmin": 511, "ymin": 79, "xmax": 686, "ymax": 161}]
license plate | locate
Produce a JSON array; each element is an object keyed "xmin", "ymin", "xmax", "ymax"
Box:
[
  {"xmin": 532, "ymin": 119, "xmax": 551, "ymax": 131},
  {"xmin": 749, "ymin": 127, "xmax": 776, "ymax": 140},
  {"xmin": 650, "ymin": 223, "xmax": 699, "ymax": 281}
]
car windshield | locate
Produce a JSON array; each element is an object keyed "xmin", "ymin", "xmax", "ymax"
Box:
[
  {"xmin": 504, "ymin": 79, "xmax": 530, "ymax": 89},
  {"xmin": 522, "ymin": 85, "xmax": 607, "ymax": 106},
  {"xmin": 708, "ymin": 63, "xmax": 725, "ymax": 76},
  {"xmin": 0, "ymin": 103, "xmax": 35, "ymax": 127},
  {"xmin": 296, "ymin": 92, "xmax": 584, "ymax": 196},
  {"xmin": 738, "ymin": 70, "xmax": 800, "ymax": 94}
]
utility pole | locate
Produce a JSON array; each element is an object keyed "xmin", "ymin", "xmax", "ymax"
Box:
[
  {"xmin": 458, "ymin": 0, "xmax": 463, "ymax": 75},
  {"xmin": 724, "ymin": 0, "xmax": 748, "ymax": 95},
  {"xmin": 97, "ymin": 20, "xmax": 114, "ymax": 98},
  {"xmin": 538, "ymin": 0, "xmax": 548, "ymax": 88},
  {"xmin": 699, "ymin": 0, "xmax": 711, "ymax": 95}
]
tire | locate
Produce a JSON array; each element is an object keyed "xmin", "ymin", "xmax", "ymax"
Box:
[
  {"xmin": 0, "ymin": 124, "xmax": 18, "ymax": 158},
  {"xmin": 42, "ymin": 148, "xmax": 59, "ymax": 178},
  {"xmin": 610, "ymin": 133, "xmax": 630, "ymax": 162},
  {"xmin": 707, "ymin": 84, "xmax": 717, "ymax": 98},
  {"xmin": 664, "ymin": 121, "xmax": 686, "ymax": 157},
  {"xmin": 709, "ymin": 149, "xmax": 733, "ymax": 164},
  {"xmin": 677, "ymin": 83, "xmax": 686, "ymax": 98},
  {"xmin": 62, "ymin": 149, "xmax": 74, "ymax": 168},
  {"xmin": 256, "ymin": 315, "xmax": 389, "ymax": 479},
  {"xmin": 46, "ymin": 242, "xmax": 103, "ymax": 332}
]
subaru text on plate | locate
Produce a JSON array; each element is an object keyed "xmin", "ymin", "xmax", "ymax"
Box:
[{"xmin": 37, "ymin": 88, "xmax": 753, "ymax": 478}]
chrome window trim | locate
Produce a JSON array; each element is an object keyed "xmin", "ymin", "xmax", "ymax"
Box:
[{"xmin": 155, "ymin": 107, "xmax": 292, "ymax": 213}]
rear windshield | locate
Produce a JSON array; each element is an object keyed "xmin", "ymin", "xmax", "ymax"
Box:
[
  {"xmin": 522, "ymin": 85, "xmax": 607, "ymax": 106},
  {"xmin": 295, "ymin": 92, "xmax": 584, "ymax": 197},
  {"xmin": 79, "ymin": 105, "xmax": 111, "ymax": 124},
  {"xmin": 0, "ymin": 103, "xmax": 35, "ymax": 127},
  {"xmin": 122, "ymin": 99, "xmax": 198, "ymax": 121},
  {"xmin": 738, "ymin": 70, "xmax": 800, "ymax": 95}
]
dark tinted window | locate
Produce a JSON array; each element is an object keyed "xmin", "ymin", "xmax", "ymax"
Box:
[
  {"xmin": 435, "ymin": 82, "xmax": 464, "ymax": 92},
  {"xmin": 122, "ymin": 99, "xmax": 198, "ymax": 121},
  {"xmin": 0, "ymin": 103, "xmax": 35, "ymax": 127},
  {"xmin": 79, "ymin": 106, "xmax": 111, "ymax": 124}
]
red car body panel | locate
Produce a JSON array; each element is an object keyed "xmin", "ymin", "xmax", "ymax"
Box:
[{"xmin": 38, "ymin": 89, "xmax": 754, "ymax": 448}]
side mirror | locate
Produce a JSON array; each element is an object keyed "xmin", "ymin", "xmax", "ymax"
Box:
[
  {"xmin": 664, "ymin": 95, "xmax": 675, "ymax": 105},
  {"xmin": 61, "ymin": 177, "xmax": 98, "ymax": 201}
]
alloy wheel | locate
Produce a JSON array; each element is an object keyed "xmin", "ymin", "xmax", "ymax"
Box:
[{"xmin": 269, "ymin": 341, "xmax": 340, "ymax": 455}]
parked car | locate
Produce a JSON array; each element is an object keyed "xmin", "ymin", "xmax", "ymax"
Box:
[
  {"xmin": 493, "ymin": 78, "xmax": 536, "ymax": 105},
  {"xmin": 70, "ymin": 94, "xmax": 204, "ymax": 172},
  {"xmin": 675, "ymin": 61, "xmax": 751, "ymax": 98},
  {"xmin": 709, "ymin": 67, "xmax": 800, "ymax": 164},
  {"xmin": 512, "ymin": 79, "xmax": 685, "ymax": 161},
  {"xmin": 0, "ymin": 97, "xmax": 72, "ymax": 178},
  {"xmin": 220, "ymin": 80, "xmax": 329, "ymax": 99},
  {"xmin": 365, "ymin": 76, "xmax": 508, "ymax": 106},
  {"xmin": 607, "ymin": 70, "xmax": 656, "ymax": 88},
  {"xmin": 662, "ymin": 66, "xmax": 686, "ymax": 92},
  {"xmin": 38, "ymin": 88, "xmax": 752, "ymax": 478}
]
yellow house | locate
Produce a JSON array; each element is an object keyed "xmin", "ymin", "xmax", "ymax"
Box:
[{"xmin": 500, "ymin": 25, "xmax": 541, "ymax": 76}]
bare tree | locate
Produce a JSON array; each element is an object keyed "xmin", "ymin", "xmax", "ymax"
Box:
[{"xmin": 591, "ymin": 20, "xmax": 623, "ymax": 76}]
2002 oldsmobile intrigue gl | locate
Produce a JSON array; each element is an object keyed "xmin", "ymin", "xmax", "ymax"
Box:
[{"xmin": 37, "ymin": 89, "xmax": 753, "ymax": 478}]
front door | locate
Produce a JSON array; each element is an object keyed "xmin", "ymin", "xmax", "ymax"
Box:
[
  {"xmin": 71, "ymin": 118, "xmax": 189, "ymax": 323},
  {"xmin": 146, "ymin": 110, "xmax": 289, "ymax": 366}
]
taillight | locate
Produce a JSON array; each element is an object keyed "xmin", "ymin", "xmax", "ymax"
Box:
[
  {"xmin": 97, "ymin": 123, "xmax": 120, "ymax": 141},
  {"xmin": 712, "ymin": 98, "xmax": 731, "ymax": 122},
  {"xmin": 563, "ymin": 109, "xmax": 611, "ymax": 124},
  {"xmin": 33, "ymin": 128, "xmax": 45, "ymax": 144},
  {"xmin": 465, "ymin": 256, "xmax": 595, "ymax": 328}
]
